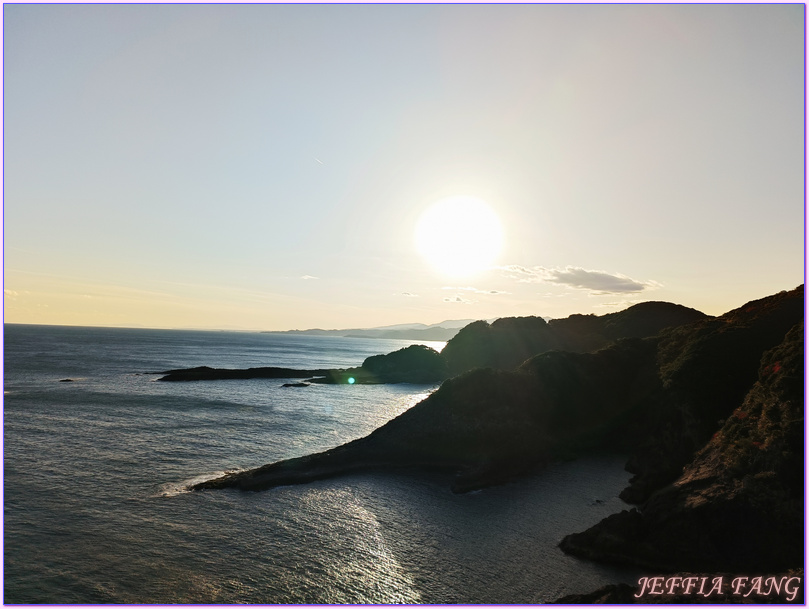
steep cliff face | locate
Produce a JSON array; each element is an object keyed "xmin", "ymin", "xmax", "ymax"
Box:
[
  {"xmin": 620, "ymin": 285, "xmax": 804, "ymax": 502},
  {"xmin": 560, "ymin": 320, "xmax": 804, "ymax": 574}
]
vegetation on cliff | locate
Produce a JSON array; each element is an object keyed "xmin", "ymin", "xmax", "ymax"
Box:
[
  {"xmin": 560, "ymin": 319, "xmax": 804, "ymax": 574},
  {"xmin": 621, "ymin": 286, "xmax": 804, "ymax": 502},
  {"xmin": 308, "ymin": 344, "xmax": 448, "ymax": 384},
  {"xmin": 440, "ymin": 302, "xmax": 706, "ymax": 376}
]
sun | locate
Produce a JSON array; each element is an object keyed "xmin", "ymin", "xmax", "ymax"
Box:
[{"xmin": 414, "ymin": 196, "xmax": 504, "ymax": 278}]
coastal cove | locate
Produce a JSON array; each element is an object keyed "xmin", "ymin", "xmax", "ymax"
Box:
[
  {"xmin": 5, "ymin": 325, "xmax": 640, "ymax": 603},
  {"xmin": 184, "ymin": 286, "xmax": 805, "ymax": 602}
]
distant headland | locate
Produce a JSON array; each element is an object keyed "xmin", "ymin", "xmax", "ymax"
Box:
[{"xmin": 260, "ymin": 319, "xmax": 477, "ymax": 342}]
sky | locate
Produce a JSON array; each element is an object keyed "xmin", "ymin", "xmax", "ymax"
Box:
[{"xmin": 3, "ymin": 3, "xmax": 805, "ymax": 331}]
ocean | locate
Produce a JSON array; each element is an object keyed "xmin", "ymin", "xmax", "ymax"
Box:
[{"xmin": 4, "ymin": 324, "xmax": 641, "ymax": 603}]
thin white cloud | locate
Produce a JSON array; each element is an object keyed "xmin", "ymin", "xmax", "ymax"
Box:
[
  {"xmin": 443, "ymin": 295, "xmax": 474, "ymax": 304},
  {"xmin": 500, "ymin": 265, "xmax": 540, "ymax": 282},
  {"xmin": 442, "ymin": 286, "xmax": 509, "ymax": 295},
  {"xmin": 399, "ymin": 292, "xmax": 419, "ymax": 297},
  {"xmin": 500, "ymin": 265, "xmax": 660, "ymax": 295},
  {"xmin": 4, "ymin": 289, "xmax": 19, "ymax": 298},
  {"xmin": 300, "ymin": 275, "xmax": 319, "ymax": 280},
  {"xmin": 595, "ymin": 299, "xmax": 644, "ymax": 308}
]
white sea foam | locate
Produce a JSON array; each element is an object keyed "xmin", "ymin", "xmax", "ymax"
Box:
[{"xmin": 157, "ymin": 471, "xmax": 239, "ymax": 497}]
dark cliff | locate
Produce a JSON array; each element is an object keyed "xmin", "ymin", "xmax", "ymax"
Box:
[
  {"xmin": 620, "ymin": 286, "xmax": 805, "ymax": 503},
  {"xmin": 440, "ymin": 302, "xmax": 707, "ymax": 376},
  {"xmin": 309, "ymin": 344, "xmax": 448, "ymax": 384},
  {"xmin": 192, "ymin": 338, "xmax": 660, "ymax": 493},
  {"xmin": 560, "ymin": 319, "xmax": 804, "ymax": 574}
]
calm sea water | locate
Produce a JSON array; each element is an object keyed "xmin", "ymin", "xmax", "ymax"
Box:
[{"xmin": 4, "ymin": 324, "xmax": 640, "ymax": 603}]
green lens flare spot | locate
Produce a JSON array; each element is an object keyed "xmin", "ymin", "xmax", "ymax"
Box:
[{"xmin": 347, "ymin": 377, "xmax": 355, "ymax": 384}]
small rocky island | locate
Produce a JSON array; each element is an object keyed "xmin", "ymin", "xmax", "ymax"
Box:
[{"xmin": 179, "ymin": 286, "xmax": 804, "ymax": 603}]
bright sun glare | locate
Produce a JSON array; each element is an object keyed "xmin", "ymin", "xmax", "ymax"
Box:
[{"xmin": 415, "ymin": 196, "xmax": 504, "ymax": 278}]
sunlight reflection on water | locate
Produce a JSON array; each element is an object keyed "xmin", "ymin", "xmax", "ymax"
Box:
[{"xmin": 298, "ymin": 487, "xmax": 421, "ymax": 603}]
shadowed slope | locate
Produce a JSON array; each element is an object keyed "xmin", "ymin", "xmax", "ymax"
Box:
[
  {"xmin": 560, "ymin": 321, "xmax": 804, "ymax": 573},
  {"xmin": 440, "ymin": 302, "xmax": 707, "ymax": 376},
  {"xmin": 620, "ymin": 285, "xmax": 804, "ymax": 502},
  {"xmin": 193, "ymin": 338, "xmax": 660, "ymax": 493}
]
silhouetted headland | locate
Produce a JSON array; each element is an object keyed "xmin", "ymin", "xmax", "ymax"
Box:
[{"xmin": 158, "ymin": 301, "xmax": 706, "ymax": 384}]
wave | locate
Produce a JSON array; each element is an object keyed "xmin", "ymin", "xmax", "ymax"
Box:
[{"xmin": 157, "ymin": 470, "xmax": 241, "ymax": 497}]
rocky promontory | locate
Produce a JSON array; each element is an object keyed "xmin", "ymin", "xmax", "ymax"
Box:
[
  {"xmin": 306, "ymin": 344, "xmax": 448, "ymax": 384},
  {"xmin": 157, "ymin": 344, "xmax": 447, "ymax": 385},
  {"xmin": 193, "ymin": 337, "xmax": 661, "ymax": 492}
]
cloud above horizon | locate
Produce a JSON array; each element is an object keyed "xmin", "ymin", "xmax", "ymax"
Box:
[
  {"xmin": 443, "ymin": 294, "xmax": 474, "ymax": 304},
  {"xmin": 595, "ymin": 299, "xmax": 644, "ymax": 309},
  {"xmin": 300, "ymin": 275, "xmax": 319, "ymax": 280},
  {"xmin": 501, "ymin": 265, "xmax": 661, "ymax": 295},
  {"xmin": 442, "ymin": 286, "xmax": 509, "ymax": 295}
]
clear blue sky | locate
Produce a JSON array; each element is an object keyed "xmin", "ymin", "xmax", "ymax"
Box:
[{"xmin": 4, "ymin": 4, "xmax": 804, "ymax": 330}]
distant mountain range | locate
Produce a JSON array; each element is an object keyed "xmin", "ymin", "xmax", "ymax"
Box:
[{"xmin": 263, "ymin": 319, "xmax": 480, "ymax": 341}]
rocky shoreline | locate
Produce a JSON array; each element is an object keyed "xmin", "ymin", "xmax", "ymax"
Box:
[{"xmin": 181, "ymin": 286, "xmax": 804, "ymax": 602}]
